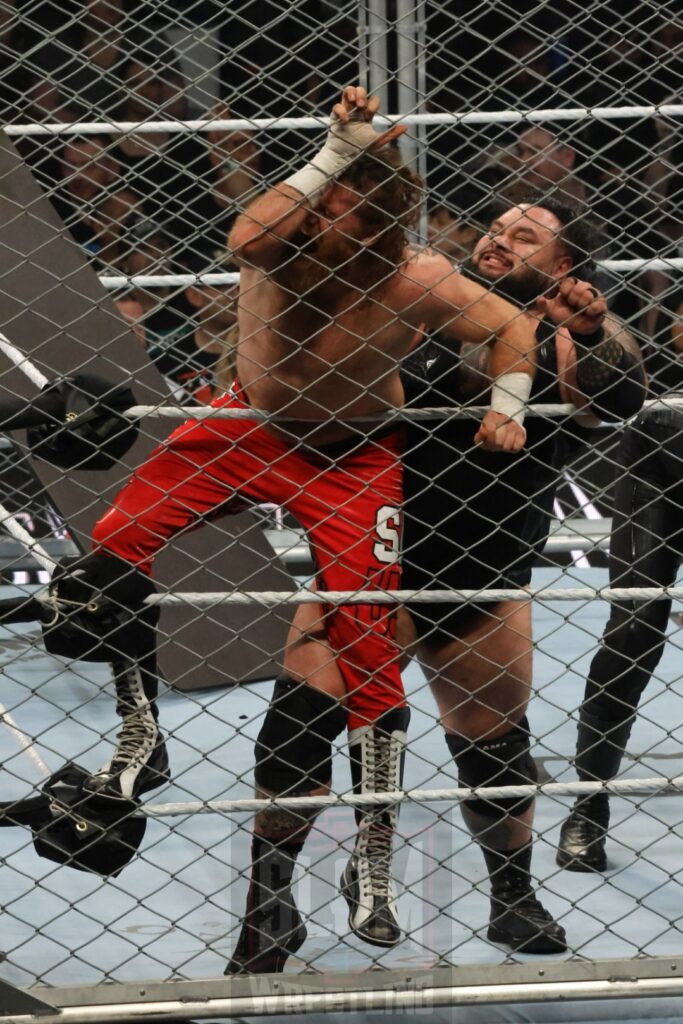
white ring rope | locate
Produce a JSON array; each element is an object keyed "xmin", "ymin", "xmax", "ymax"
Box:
[
  {"xmin": 2, "ymin": 332, "xmax": 682, "ymax": 602},
  {"xmin": 98, "ymin": 258, "xmax": 683, "ymax": 291},
  {"xmin": 3, "ymin": 321, "xmax": 682, "ymax": 425},
  {"xmin": 124, "ymin": 402, "xmax": 580, "ymax": 421},
  {"xmin": 143, "ymin": 775, "xmax": 683, "ymax": 818},
  {"xmin": 3, "ymin": 330, "xmax": 682, "ymax": 425},
  {"xmin": 6, "ymin": 104, "xmax": 683, "ymax": 137},
  {"xmin": 0, "ymin": 333, "xmax": 48, "ymax": 390},
  {"xmin": 142, "ymin": 586, "xmax": 683, "ymax": 607},
  {"xmin": 124, "ymin": 396, "xmax": 683, "ymax": 423},
  {"xmin": 0, "ymin": 502, "xmax": 58, "ymax": 575}
]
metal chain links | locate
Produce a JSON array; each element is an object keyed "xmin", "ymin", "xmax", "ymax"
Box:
[{"xmin": 0, "ymin": 0, "xmax": 682, "ymax": 1019}]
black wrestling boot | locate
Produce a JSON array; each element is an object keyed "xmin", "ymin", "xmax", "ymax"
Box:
[
  {"xmin": 85, "ymin": 656, "xmax": 169, "ymax": 800},
  {"xmin": 341, "ymin": 706, "xmax": 410, "ymax": 948},
  {"xmin": 556, "ymin": 793, "xmax": 610, "ymax": 872},
  {"xmin": 556, "ymin": 707, "xmax": 633, "ymax": 872},
  {"xmin": 485, "ymin": 844, "xmax": 567, "ymax": 954},
  {"xmin": 226, "ymin": 836, "xmax": 307, "ymax": 975}
]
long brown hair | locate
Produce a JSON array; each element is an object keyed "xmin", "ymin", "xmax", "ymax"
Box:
[{"xmin": 339, "ymin": 148, "xmax": 423, "ymax": 292}]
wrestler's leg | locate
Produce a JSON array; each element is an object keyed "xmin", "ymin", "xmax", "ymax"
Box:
[
  {"xmin": 294, "ymin": 437, "xmax": 408, "ymax": 948},
  {"xmin": 51, "ymin": 406, "xmax": 284, "ymax": 800},
  {"xmin": 419, "ymin": 599, "xmax": 566, "ymax": 953},
  {"xmin": 558, "ymin": 472, "xmax": 682, "ymax": 871},
  {"xmin": 71, "ymin": 424, "xmax": 254, "ymax": 799},
  {"xmin": 227, "ymin": 603, "xmax": 348, "ymax": 974}
]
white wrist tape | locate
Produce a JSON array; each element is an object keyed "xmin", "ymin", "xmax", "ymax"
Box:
[
  {"xmin": 283, "ymin": 111, "xmax": 380, "ymax": 201},
  {"xmin": 490, "ymin": 372, "xmax": 532, "ymax": 426}
]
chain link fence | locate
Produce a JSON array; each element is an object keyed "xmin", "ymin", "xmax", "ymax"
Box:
[{"xmin": 0, "ymin": 0, "xmax": 682, "ymax": 1020}]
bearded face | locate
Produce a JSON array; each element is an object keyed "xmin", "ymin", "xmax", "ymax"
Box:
[
  {"xmin": 465, "ymin": 204, "xmax": 572, "ymax": 307},
  {"xmin": 275, "ymin": 230, "xmax": 362, "ymax": 298},
  {"xmin": 463, "ymin": 252, "xmax": 554, "ymax": 307},
  {"xmin": 277, "ymin": 223, "xmax": 398, "ymax": 301}
]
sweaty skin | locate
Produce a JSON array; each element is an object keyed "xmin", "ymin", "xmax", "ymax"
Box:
[{"xmin": 229, "ymin": 86, "xmax": 536, "ymax": 450}]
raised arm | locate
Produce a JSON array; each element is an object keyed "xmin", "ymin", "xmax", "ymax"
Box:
[
  {"xmin": 228, "ymin": 86, "xmax": 404, "ymax": 269},
  {"xmin": 538, "ymin": 277, "xmax": 647, "ymax": 421},
  {"xmin": 405, "ymin": 254, "xmax": 538, "ymax": 452}
]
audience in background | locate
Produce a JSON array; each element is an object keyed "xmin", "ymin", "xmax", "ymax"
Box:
[
  {"xmin": 427, "ymin": 205, "xmax": 479, "ymax": 263},
  {"xmin": 118, "ymin": 215, "xmax": 189, "ymax": 353},
  {"xmin": 114, "ymin": 231, "xmax": 238, "ymax": 405},
  {"xmin": 11, "ymin": 0, "xmax": 680, "ymax": 405},
  {"xmin": 512, "ymin": 124, "xmax": 587, "ymax": 207},
  {"xmin": 50, "ymin": 136, "xmax": 120, "ymax": 260}
]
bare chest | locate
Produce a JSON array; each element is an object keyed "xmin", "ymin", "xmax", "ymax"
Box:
[{"xmin": 240, "ymin": 282, "xmax": 409, "ymax": 374}]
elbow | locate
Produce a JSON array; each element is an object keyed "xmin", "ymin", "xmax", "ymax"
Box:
[
  {"xmin": 497, "ymin": 315, "xmax": 537, "ymax": 362},
  {"xmin": 587, "ymin": 362, "xmax": 648, "ymax": 422}
]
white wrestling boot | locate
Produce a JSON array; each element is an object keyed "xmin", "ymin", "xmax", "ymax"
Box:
[{"xmin": 341, "ymin": 706, "xmax": 409, "ymax": 947}]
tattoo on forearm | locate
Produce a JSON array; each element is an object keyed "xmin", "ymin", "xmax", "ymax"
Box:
[{"xmin": 601, "ymin": 315, "xmax": 642, "ymax": 360}]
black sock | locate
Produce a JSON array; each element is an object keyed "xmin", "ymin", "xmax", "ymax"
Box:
[
  {"xmin": 248, "ymin": 835, "xmax": 304, "ymax": 902},
  {"xmin": 481, "ymin": 843, "xmax": 533, "ymax": 899}
]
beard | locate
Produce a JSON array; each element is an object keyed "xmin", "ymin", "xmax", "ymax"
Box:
[
  {"xmin": 276, "ymin": 230, "xmax": 399, "ymax": 302},
  {"xmin": 461, "ymin": 254, "xmax": 553, "ymax": 308}
]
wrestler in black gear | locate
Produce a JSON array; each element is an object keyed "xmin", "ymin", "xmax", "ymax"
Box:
[
  {"xmin": 399, "ymin": 198, "xmax": 645, "ymax": 954},
  {"xmin": 557, "ymin": 405, "xmax": 683, "ymax": 872},
  {"xmin": 402, "ymin": 318, "xmax": 575, "ymax": 642},
  {"xmin": 401, "ymin": 322, "xmax": 573, "ymax": 953}
]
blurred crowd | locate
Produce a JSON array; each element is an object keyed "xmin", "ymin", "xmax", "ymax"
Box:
[{"xmin": 0, "ymin": 0, "xmax": 681, "ymax": 397}]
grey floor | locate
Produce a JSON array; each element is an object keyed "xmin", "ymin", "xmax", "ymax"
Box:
[{"xmin": 1, "ymin": 566, "xmax": 683, "ymax": 1023}]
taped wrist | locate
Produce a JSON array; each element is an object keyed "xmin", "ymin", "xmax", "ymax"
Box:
[
  {"xmin": 446, "ymin": 717, "xmax": 538, "ymax": 819},
  {"xmin": 575, "ymin": 343, "xmax": 646, "ymax": 420},
  {"xmin": 254, "ymin": 675, "xmax": 348, "ymax": 795},
  {"xmin": 490, "ymin": 372, "xmax": 532, "ymax": 427},
  {"xmin": 283, "ymin": 111, "xmax": 379, "ymax": 200},
  {"xmin": 41, "ymin": 552, "xmax": 158, "ymax": 663}
]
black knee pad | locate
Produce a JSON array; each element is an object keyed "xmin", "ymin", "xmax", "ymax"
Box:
[
  {"xmin": 446, "ymin": 717, "xmax": 538, "ymax": 819},
  {"xmin": 255, "ymin": 676, "xmax": 348, "ymax": 795},
  {"xmin": 41, "ymin": 552, "xmax": 158, "ymax": 663}
]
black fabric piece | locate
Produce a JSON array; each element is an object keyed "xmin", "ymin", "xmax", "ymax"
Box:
[
  {"xmin": 446, "ymin": 717, "xmax": 538, "ymax": 818},
  {"xmin": 225, "ymin": 834, "xmax": 307, "ymax": 974},
  {"xmin": 575, "ymin": 345, "xmax": 646, "ymax": 421},
  {"xmin": 0, "ymin": 387, "xmax": 65, "ymax": 431},
  {"xmin": 41, "ymin": 552, "xmax": 158, "ymax": 663},
  {"xmin": 569, "ymin": 326, "xmax": 605, "ymax": 348},
  {"xmin": 0, "ymin": 595, "xmax": 45, "ymax": 624},
  {"xmin": 574, "ymin": 708, "xmax": 635, "ymax": 784},
  {"xmin": 0, "ymin": 763, "xmax": 145, "ymax": 876},
  {"xmin": 574, "ymin": 406, "xmax": 683, "ymax": 782},
  {"xmin": 402, "ymin": 321, "xmax": 574, "ymax": 642},
  {"xmin": 26, "ymin": 373, "xmax": 139, "ymax": 470},
  {"xmin": 254, "ymin": 675, "xmax": 348, "ymax": 794},
  {"xmin": 481, "ymin": 841, "xmax": 534, "ymax": 897}
]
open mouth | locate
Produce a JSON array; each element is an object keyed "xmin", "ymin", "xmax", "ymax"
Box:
[{"xmin": 479, "ymin": 251, "xmax": 513, "ymax": 271}]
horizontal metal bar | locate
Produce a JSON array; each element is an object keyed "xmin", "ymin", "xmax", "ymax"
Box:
[{"xmin": 16, "ymin": 958, "xmax": 683, "ymax": 1023}]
